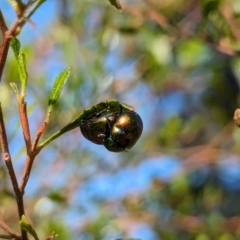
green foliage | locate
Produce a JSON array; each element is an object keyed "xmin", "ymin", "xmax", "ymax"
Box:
[
  {"xmin": 47, "ymin": 67, "xmax": 71, "ymax": 113},
  {"xmin": 10, "ymin": 37, "xmax": 28, "ymax": 97},
  {"xmin": 20, "ymin": 215, "xmax": 39, "ymax": 240},
  {"xmin": 10, "ymin": 38, "xmax": 21, "ymax": 57}
]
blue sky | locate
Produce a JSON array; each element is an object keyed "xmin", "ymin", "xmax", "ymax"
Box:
[{"xmin": 0, "ymin": 0, "xmax": 57, "ymax": 43}]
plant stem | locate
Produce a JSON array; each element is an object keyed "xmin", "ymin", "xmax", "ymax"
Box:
[
  {"xmin": 0, "ymin": 11, "xmax": 10, "ymax": 83},
  {"xmin": 19, "ymin": 109, "xmax": 82, "ymax": 192},
  {"xmin": 0, "ymin": 2, "xmax": 48, "ymax": 240},
  {"xmin": 25, "ymin": 0, "xmax": 47, "ymax": 20},
  {"xmin": 18, "ymin": 101, "xmax": 32, "ymax": 153},
  {"xmin": 0, "ymin": 104, "xmax": 27, "ymax": 240},
  {"xmin": 19, "ymin": 154, "xmax": 36, "ymax": 193},
  {"xmin": 0, "ymin": 220, "xmax": 22, "ymax": 240},
  {"xmin": 37, "ymin": 113, "xmax": 83, "ymax": 150},
  {"xmin": 0, "ymin": 0, "xmax": 47, "ymax": 83},
  {"xmin": 0, "ymin": 104, "xmax": 21, "ymax": 208}
]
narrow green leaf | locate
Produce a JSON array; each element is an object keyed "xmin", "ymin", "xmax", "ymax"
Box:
[
  {"xmin": 108, "ymin": 0, "xmax": 122, "ymax": 11},
  {"xmin": 17, "ymin": 52, "xmax": 28, "ymax": 96},
  {"xmin": 10, "ymin": 37, "xmax": 21, "ymax": 57},
  {"xmin": 10, "ymin": 82, "xmax": 19, "ymax": 94},
  {"xmin": 20, "ymin": 215, "xmax": 39, "ymax": 240},
  {"xmin": 10, "ymin": 38, "xmax": 27, "ymax": 96},
  {"xmin": 48, "ymin": 67, "xmax": 71, "ymax": 112}
]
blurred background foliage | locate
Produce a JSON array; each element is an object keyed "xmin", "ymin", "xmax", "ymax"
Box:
[{"xmin": 1, "ymin": 0, "xmax": 240, "ymax": 239}]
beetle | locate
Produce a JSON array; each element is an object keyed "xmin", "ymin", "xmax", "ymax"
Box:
[{"xmin": 79, "ymin": 100, "xmax": 143, "ymax": 152}]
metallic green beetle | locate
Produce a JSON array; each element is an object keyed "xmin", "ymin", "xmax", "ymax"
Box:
[{"xmin": 79, "ymin": 100, "xmax": 143, "ymax": 152}]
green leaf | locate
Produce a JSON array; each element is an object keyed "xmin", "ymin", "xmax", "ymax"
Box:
[
  {"xmin": 108, "ymin": 0, "xmax": 122, "ymax": 11},
  {"xmin": 17, "ymin": 52, "xmax": 28, "ymax": 96},
  {"xmin": 48, "ymin": 67, "xmax": 71, "ymax": 112},
  {"xmin": 10, "ymin": 37, "xmax": 21, "ymax": 57},
  {"xmin": 20, "ymin": 215, "xmax": 39, "ymax": 240},
  {"xmin": 10, "ymin": 37, "xmax": 27, "ymax": 97}
]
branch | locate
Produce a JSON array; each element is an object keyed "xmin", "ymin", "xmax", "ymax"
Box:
[
  {"xmin": 19, "ymin": 110, "xmax": 83, "ymax": 191},
  {"xmin": 37, "ymin": 113, "xmax": 82, "ymax": 150},
  {"xmin": 0, "ymin": 1, "xmax": 46, "ymax": 84},
  {"xmin": 19, "ymin": 118, "xmax": 48, "ymax": 193},
  {"xmin": 0, "ymin": 104, "xmax": 28, "ymax": 240},
  {"xmin": 18, "ymin": 100, "xmax": 32, "ymax": 153},
  {"xmin": 19, "ymin": 154, "xmax": 36, "ymax": 194},
  {"xmin": 32, "ymin": 119, "xmax": 49, "ymax": 151},
  {"xmin": 0, "ymin": 220, "xmax": 22, "ymax": 240},
  {"xmin": 0, "ymin": 103, "xmax": 21, "ymax": 207},
  {"xmin": 0, "ymin": 11, "xmax": 10, "ymax": 83},
  {"xmin": 0, "ymin": 2, "xmax": 48, "ymax": 240}
]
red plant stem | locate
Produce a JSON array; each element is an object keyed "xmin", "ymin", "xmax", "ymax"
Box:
[
  {"xmin": 0, "ymin": 104, "xmax": 28, "ymax": 240},
  {"xmin": 0, "ymin": 11, "xmax": 10, "ymax": 83},
  {"xmin": 0, "ymin": 104, "xmax": 21, "ymax": 209},
  {"xmin": 19, "ymin": 153, "xmax": 36, "ymax": 194},
  {"xmin": 0, "ymin": 4, "xmax": 34, "ymax": 83},
  {"xmin": 32, "ymin": 120, "xmax": 48, "ymax": 151},
  {"xmin": 18, "ymin": 100, "xmax": 32, "ymax": 153},
  {"xmin": 20, "ymin": 118, "xmax": 48, "ymax": 193},
  {"xmin": 0, "ymin": 220, "xmax": 22, "ymax": 240},
  {"xmin": 0, "ymin": 3, "xmax": 46, "ymax": 240},
  {"xmin": 17, "ymin": 99, "xmax": 35, "ymax": 194}
]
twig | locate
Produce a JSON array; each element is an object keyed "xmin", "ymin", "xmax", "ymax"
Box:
[
  {"xmin": 19, "ymin": 154, "xmax": 36, "ymax": 193},
  {"xmin": 17, "ymin": 100, "xmax": 32, "ymax": 153},
  {"xmin": 0, "ymin": 103, "xmax": 22, "ymax": 211},
  {"xmin": 0, "ymin": 1, "xmax": 45, "ymax": 84},
  {"xmin": 20, "ymin": 108, "xmax": 61, "ymax": 191},
  {"xmin": 25, "ymin": 0, "xmax": 47, "ymax": 21},
  {"xmin": 20, "ymin": 109, "xmax": 52, "ymax": 192},
  {"xmin": 17, "ymin": 99, "xmax": 33, "ymax": 194},
  {"xmin": 0, "ymin": 2, "xmax": 48, "ymax": 240},
  {"xmin": 37, "ymin": 113, "xmax": 82, "ymax": 150},
  {"xmin": 32, "ymin": 119, "xmax": 49, "ymax": 151},
  {"xmin": 19, "ymin": 118, "xmax": 48, "ymax": 193},
  {"xmin": 20, "ymin": 110, "xmax": 82, "ymax": 191},
  {"xmin": 0, "ymin": 12, "xmax": 22, "ymax": 83},
  {"xmin": 0, "ymin": 1, "xmax": 48, "ymax": 192},
  {"xmin": 0, "ymin": 104, "xmax": 28, "ymax": 240},
  {"xmin": 0, "ymin": 11, "xmax": 10, "ymax": 83},
  {"xmin": 0, "ymin": 220, "xmax": 22, "ymax": 240}
]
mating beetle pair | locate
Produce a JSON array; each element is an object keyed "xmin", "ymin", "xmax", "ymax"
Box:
[{"xmin": 79, "ymin": 100, "xmax": 143, "ymax": 152}]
